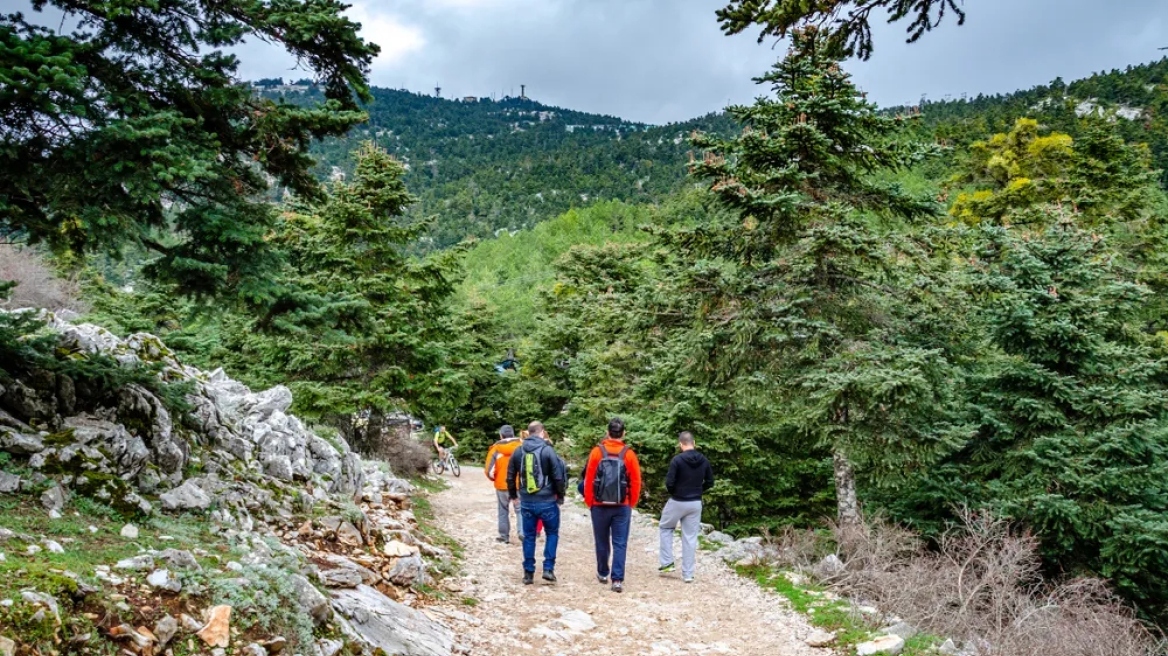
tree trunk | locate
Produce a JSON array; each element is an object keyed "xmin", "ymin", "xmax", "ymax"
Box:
[{"xmin": 833, "ymin": 450, "xmax": 860, "ymax": 525}]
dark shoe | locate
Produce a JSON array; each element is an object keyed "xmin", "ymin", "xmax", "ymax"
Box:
[
  {"xmin": 542, "ymin": 570, "xmax": 557, "ymax": 583},
  {"xmin": 597, "ymin": 575, "xmax": 609, "ymax": 584},
  {"xmin": 659, "ymin": 562, "xmax": 676, "ymax": 573},
  {"xmin": 611, "ymin": 580, "xmax": 623, "ymax": 593},
  {"xmin": 495, "ymin": 536, "xmax": 508, "ymax": 543},
  {"xmin": 523, "ymin": 571, "xmax": 534, "ymax": 585}
]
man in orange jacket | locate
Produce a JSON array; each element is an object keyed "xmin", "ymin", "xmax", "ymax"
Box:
[
  {"xmin": 583, "ymin": 417, "xmax": 642, "ymax": 593},
  {"xmin": 485, "ymin": 425, "xmax": 523, "ymax": 544}
]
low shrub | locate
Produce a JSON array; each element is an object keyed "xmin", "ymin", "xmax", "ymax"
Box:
[{"xmin": 798, "ymin": 511, "xmax": 1166, "ymax": 656}]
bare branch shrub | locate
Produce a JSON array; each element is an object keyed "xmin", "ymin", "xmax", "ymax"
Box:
[
  {"xmin": 786, "ymin": 510, "xmax": 1165, "ymax": 656},
  {"xmin": 0, "ymin": 246, "xmax": 88, "ymax": 312}
]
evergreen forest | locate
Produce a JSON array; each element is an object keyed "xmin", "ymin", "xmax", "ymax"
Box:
[{"xmin": 8, "ymin": 0, "xmax": 1168, "ymax": 631}]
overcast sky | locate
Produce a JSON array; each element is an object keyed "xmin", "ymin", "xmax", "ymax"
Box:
[{"xmin": 11, "ymin": 0, "xmax": 1168, "ymax": 124}]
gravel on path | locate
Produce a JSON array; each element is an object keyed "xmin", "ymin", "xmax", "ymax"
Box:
[{"xmin": 429, "ymin": 468, "xmax": 822, "ymax": 656}]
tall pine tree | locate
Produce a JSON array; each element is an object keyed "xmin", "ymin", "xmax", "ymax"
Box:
[{"xmin": 679, "ymin": 27, "xmax": 959, "ymax": 523}]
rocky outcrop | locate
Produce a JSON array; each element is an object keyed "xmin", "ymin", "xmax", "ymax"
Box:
[
  {"xmin": 0, "ymin": 312, "xmax": 363, "ymax": 518},
  {"xmin": 332, "ymin": 585, "xmax": 454, "ymax": 656},
  {"xmin": 0, "ymin": 313, "xmax": 460, "ymax": 656}
]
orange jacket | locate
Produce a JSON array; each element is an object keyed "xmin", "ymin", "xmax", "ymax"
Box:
[
  {"xmin": 485, "ymin": 438, "xmax": 522, "ymax": 491},
  {"xmin": 583, "ymin": 438, "xmax": 642, "ymax": 508}
]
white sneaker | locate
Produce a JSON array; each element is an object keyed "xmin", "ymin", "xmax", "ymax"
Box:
[{"xmin": 683, "ymin": 576, "xmax": 694, "ymax": 583}]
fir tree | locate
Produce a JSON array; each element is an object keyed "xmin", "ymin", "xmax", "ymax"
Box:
[
  {"xmin": 0, "ymin": 0, "xmax": 378, "ymax": 297},
  {"xmin": 218, "ymin": 143, "xmax": 468, "ymax": 434},
  {"xmin": 677, "ymin": 27, "xmax": 958, "ymax": 523}
]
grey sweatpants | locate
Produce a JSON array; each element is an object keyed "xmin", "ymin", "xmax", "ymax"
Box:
[
  {"xmin": 496, "ymin": 490, "xmax": 524, "ymax": 542},
  {"xmin": 659, "ymin": 498, "xmax": 703, "ymax": 579}
]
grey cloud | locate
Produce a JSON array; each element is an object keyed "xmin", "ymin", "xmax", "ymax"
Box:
[{"xmin": 4, "ymin": 0, "xmax": 1167, "ymax": 123}]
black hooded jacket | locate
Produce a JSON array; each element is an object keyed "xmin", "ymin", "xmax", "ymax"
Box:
[{"xmin": 665, "ymin": 450, "xmax": 715, "ymax": 502}]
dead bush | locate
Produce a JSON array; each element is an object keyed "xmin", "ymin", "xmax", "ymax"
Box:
[
  {"xmin": 0, "ymin": 245, "xmax": 88, "ymax": 312},
  {"xmin": 797, "ymin": 511, "xmax": 1165, "ymax": 656}
]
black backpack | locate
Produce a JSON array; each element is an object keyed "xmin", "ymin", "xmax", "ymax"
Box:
[{"xmin": 592, "ymin": 444, "xmax": 630, "ymax": 505}]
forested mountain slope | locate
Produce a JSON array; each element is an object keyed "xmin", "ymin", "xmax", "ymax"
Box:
[
  {"xmin": 264, "ymin": 84, "xmax": 736, "ymax": 248},
  {"xmin": 903, "ymin": 57, "xmax": 1168, "ymax": 184}
]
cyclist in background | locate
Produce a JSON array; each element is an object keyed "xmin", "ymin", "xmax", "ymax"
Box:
[{"xmin": 433, "ymin": 425, "xmax": 458, "ymax": 461}]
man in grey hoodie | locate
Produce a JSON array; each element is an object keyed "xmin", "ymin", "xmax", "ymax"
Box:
[
  {"xmin": 507, "ymin": 421, "xmax": 567, "ymax": 585},
  {"xmin": 658, "ymin": 431, "xmax": 715, "ymax": 583}
]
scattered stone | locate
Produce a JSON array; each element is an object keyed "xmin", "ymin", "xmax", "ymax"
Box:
[
  {"xmin": 26, "ymin": 544, "xmax": 42, "ymax": 555},
  {"xmin": 88, "ymin": 525, "xmax": 98, "ymax": 533},
  {"xmin": 319, "ymin": 567, "xmax": 364, "ymax": 588},
  {"xmin": 814, "ymin": 554, "xmax": 846, "ymax": 580},
  {"xmin": 804, "ymin": 630, "xmax": 837, "ymax": 648},
  {"xmin": 120, "ymin": 524, "xmax": 140, "ymax": 539},
  {"xmin": 938, "ymin": 639, "xmax": 961, "ymax": 655},
  {"xmin": 40, "ymin": 484, "xmax": 66, "ymax": 513},
  {"xmin": 316, "ymin": 638, "xmax": 342, "ymax": 656},
  {"xmin": 154, "ymin": 615, "xmax": 179, "ymax": 649},
  {"xmin": 0, "ymin": 636, "xmax": 14, "ymax": 656},
  {"xmin": 856, "ymin": 635, "xmax": 905, "ymax": 656},
  {"xmin": 383, "ymin": 540, "xmax": 415, "ymax": 557},
  {"xmin": 179, "ymin": 613, "xmax": 203, "ymax": 633},
  {"xmin": 48, "ymin": 508, "xmax": 61, "ymax": 519},
  {"xmin": 196, "ymin": 605, "xmax": 232, "ymax": 648},
  {"xmin": 262, "ymin": 637, "xmax": 288, "ymax": 655},
  {"xmin": 335, "ymin": 521, "xmax": 363, "ymax": 547},
  {"xmin": 548, "ymin": 609, "xmax": 597, "ymax": 633},
  {"xmin": 2, "ymin": 432, "xmax": 44, "ymax": 455},
  {"xmin": 881, "ymin": 621, "xmax": 917, "ymax": 639},
  {"xmin": 0, "ymin": 471, "xmax": 20, "ymax": 494},
  {"xmin": 109, "ymin": 624, "xmax": 152, "ymax": 651},
  {"xmin": 332, "ymin": 585, "xmax": 454, "ymax": 656},
  {"xmin": 22, "ymin": 591, "xmax": 60, "ymax": 623},
  {"xmin": 158, "ymin": 548, "xmax": 200, "ymax": 570},
  {"xmin": 159, "ymin": 479, "xmax": 212, "ymax": 511},
  {"xmin": 243, "ymin": 643, "xmax": 267, "ymax": 656},
  {"xmin": 387, "ymin": 554, "xmax": 426, "ymax": 587},
  {"xmin": 43, "ymin": 539, "xmax": 64, "ymax": 554},
  {"xmin": 290, "ymin": 574, "xmax": 332, "ymax": 625},
  {"xmin": 706, "ymin": 531, "xmax": 735, "ymax": 545},
  {"xmin": 115, "ymin": 555, "xmax": 155, "ymax": 571},
  {"xmin": 147, "ymin": 568, "xmax": 182, "ymax": 593}
]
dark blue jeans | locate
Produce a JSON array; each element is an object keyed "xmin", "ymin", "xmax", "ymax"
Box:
[
  {"xmin": 590, "ymin": 505, "xmax": 632, "ymax": 581},
  {"xmin": 521, "ymin": 501, "xmax": 560, "ymax": 573}
]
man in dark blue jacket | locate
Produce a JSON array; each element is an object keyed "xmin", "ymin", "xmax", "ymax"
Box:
[
  {"xmin": 507, "ymin": 421, "xmax": 566, "ymax": 585},
  {"xmin": 658, "ymin": 431, "xmax": 714, "ymax": 583}
]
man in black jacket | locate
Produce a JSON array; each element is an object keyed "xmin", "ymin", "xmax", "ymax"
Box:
[
  {"xmin": 507, "ymin": 421, "xmax": 566, "ymax": 585},
  {"xmin": 658, "ymin": 431, "xmax": 714, "ymax": 583}
]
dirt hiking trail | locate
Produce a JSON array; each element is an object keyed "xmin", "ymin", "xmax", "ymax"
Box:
[{"xmin": 430, "ymin": 468, "xmax": 819, "ymax": 656}]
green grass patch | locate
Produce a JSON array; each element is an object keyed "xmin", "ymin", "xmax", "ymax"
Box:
[
  {"xmin": 737, "ymin": 564, "xmax": 941, "ymax": 655},
  {"xmin": 0, "ymin": 493, "xmax": 223, "ymax": 600},
  {"xmin": 408, "ymin": 482, "xmax": 464, "ymax": 578}
]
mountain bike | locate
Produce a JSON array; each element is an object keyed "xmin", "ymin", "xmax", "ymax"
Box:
[{"xmin": 432, "ymin": 446, "xmax": 460, "ymax": 477}]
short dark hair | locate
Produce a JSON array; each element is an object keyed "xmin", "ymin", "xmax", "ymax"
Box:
[
  {"xmin": 527, "ymin": 421, "xmax": 545, "ymax": 437},
  {"xmin": 608, "ymin": 417, "xmax": 625, "ymax": 438},
  {"xmin": 678, "ymin": 431, "xmax": 694, "ymax": 446}
]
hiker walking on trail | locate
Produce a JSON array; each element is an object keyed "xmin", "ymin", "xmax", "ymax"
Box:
[
  {"xmin": 507, "ymin": 421, "xmax": 566, "ymax": 585},
  {"xmin": 485, "ymin": 424, "xmax": 523, "ymax": 544},
  {"xmin": 583, "ymin": 417, "xmax": 642, "ymax": 593},
  {"xmin": 659, "ymin": 431, "xmax": 714, "ymax": 583}
]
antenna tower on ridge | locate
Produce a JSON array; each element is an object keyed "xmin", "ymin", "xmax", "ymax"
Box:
[
  {"xmin": 435, "ymin": 84, "xmax": 441, "ymax": 97},
  {"xmin": 521, "ymin": 84, "xmax": 526, "ymax": 99}
]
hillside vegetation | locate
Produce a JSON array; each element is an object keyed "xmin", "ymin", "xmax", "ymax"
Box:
[
  {"xmin": 11, "ymin": 0, "xmax": 1168, "ymax": 649},
  {"xmin": 271, "ymin": 86, "xmax": 736, "ymax": 249}
]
